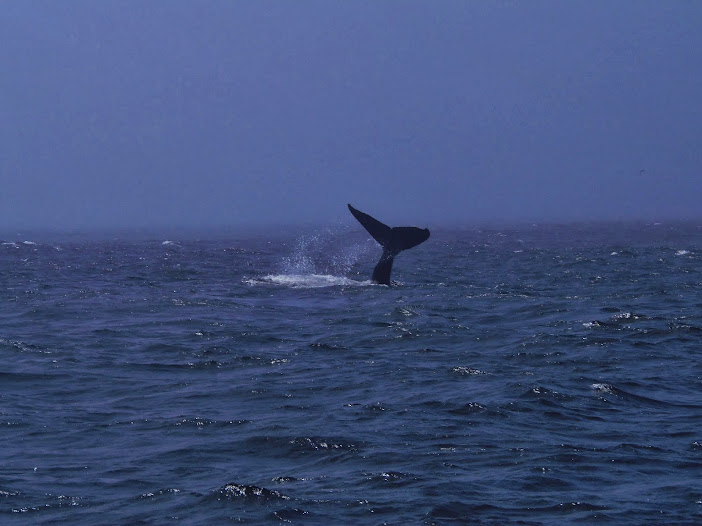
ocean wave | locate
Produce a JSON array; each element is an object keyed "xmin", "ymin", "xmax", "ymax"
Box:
[
  {"xmin": 215, "ymin": 483, "xmax": 290, "ymax": 501},
  {"xmin": 3, "ymin": 226, "xmax": 702, "ymax": 525},
  {"xmin": 590, "ymin": 383, "xmax": 701, "ymax": 408}
]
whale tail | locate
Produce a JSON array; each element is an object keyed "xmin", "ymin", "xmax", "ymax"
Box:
[{"xmin": 348, "ymin": 204, "xmax": 430, "ymax": 285}]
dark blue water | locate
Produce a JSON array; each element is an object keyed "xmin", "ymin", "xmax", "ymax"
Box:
[{"xmin": 2, "ymin": 222, "xmax": 702, "ymax": 524}]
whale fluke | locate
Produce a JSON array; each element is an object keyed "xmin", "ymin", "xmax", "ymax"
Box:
[{"xmin": 348, "ymin": 204, "xmax": 430, "ymax": 285}]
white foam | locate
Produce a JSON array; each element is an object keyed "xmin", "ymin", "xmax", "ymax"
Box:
[
  {"xmin": 612, "ymin": 312, "xmax": 640, "ymax": 321},
  {"xmin": 245, "ymin": 274, "xmax": 373, "ymax": 289},
  {"xmin": 451, "ymin": 366, "xmax": 487, "ymax": 375},
  {"xmin": 675, "ymin": 250, "xmax": 690, "ymax": 256}
]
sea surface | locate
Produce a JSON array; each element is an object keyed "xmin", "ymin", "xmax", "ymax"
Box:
[{"xmin": 1, "ymin": 222, "xmax": 701, "ymax": 525}]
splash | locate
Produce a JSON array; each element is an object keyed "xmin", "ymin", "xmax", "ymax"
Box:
[
  {"xmin": 244, "ymin": 227, "xmax": 377, "ymax": 287},
  {"xmin": 281, "ymin": 228, "xmax": 372, "ymax": 276},
  {"xmin": 244, "ymin": 227, "xmax": 376, "ymax": 289}
]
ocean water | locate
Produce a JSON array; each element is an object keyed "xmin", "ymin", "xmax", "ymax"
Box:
[{"xmin": 1, "ymin": 222, "xmax": 702, "ymax": 525}]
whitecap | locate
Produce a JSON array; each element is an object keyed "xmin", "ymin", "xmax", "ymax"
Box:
[
  {"xmin": 0, "ymin": 489, "xmax": 20, "ymax": 497},
  {"xmin": 22, "ymin": 241, "xmax": 37, "ymax": 245},
  {"xmin": 675, "ymin": 249, "xmax": 690, "ymax": 256},
  {"xmin": 612, "ymin": 312, "xmax": 641, "ymax": 321},
  {"xmin": 451, "ymin": 366, "xmax": 487, "ymax": 375},
  {"xmin": 591, "ymin": 383, "xmax": 615, "ymax": 394},
  {"xmin": 270, "ymin": 358, "xmax": 289, "ymax": 365}
]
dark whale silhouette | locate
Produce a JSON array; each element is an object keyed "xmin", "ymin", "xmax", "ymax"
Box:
[{"xmin": 348, "ymin": 204, "xmax": 430, "ymax": 285}]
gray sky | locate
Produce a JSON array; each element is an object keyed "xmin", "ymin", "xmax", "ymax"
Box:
[{"xmin": 2, "ymin": 1, "xmax": 701, "ymax": 231}]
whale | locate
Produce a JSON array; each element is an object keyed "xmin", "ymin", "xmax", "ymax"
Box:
[{"xmin": 348, "ymin": 204, "xmax": 430, "ymax": 285}]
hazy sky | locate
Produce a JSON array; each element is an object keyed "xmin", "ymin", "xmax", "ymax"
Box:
[{"xmin": 2, "ymin": 1, "xmax": 701, "ymax": 231}]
